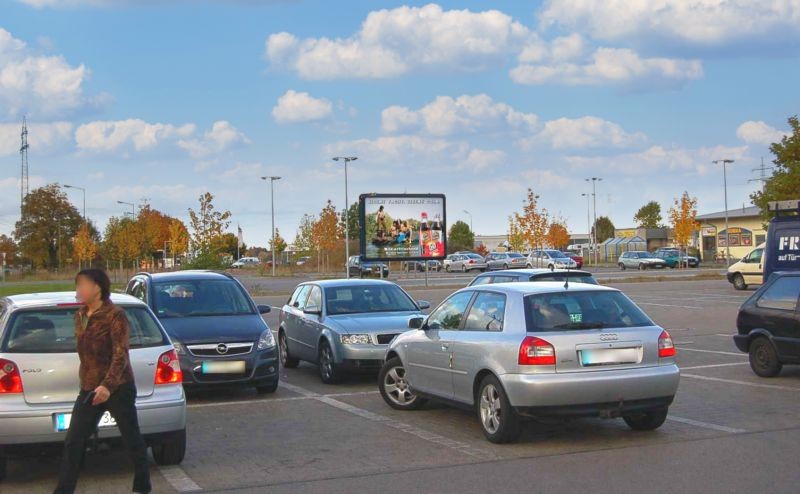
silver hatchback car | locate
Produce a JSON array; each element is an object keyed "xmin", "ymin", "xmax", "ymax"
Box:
[
  {"xmin": 0, "ymin": 292, "xmax": 187, "ymax": 480},
  {"xmin": 378, "ymin": 282, "xmax": 679, "ymax": 443}
]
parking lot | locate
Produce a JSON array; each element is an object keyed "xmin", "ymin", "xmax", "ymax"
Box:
[{"xmin": 4, "ymin": 278, "xmax": 799, "ymax": 493}]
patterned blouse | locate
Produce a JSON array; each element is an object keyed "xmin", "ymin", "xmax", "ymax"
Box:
[{"xmin": 74, "ymin": 300, "xmax": 135, "ymax": 393}]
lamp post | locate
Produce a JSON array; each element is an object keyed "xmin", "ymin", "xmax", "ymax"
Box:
[
  {"xmin": 261, "ymin": 176, "xmax": 281, "ymax": 277},
  {"xmin": 463, "ymin": 210, "xmax": 473, "ymax": 233},
  {"xmin": 117, "ymin": 200, "xmax": 135, "ymax": 218},
  {"xmin": 63, "ymin": 184, "xmax": 86, "ymax": 222},
  {"xmin": 581, "ymin": 192, "xmax": 592, "ymax": 265},
  {"xmin": 712, "ymin": 159, "xmax": 735, "ymax": 267},
  {"xmin": 585, "ymin": 177, "xmax": 602, "ymax": 266},
  {"xmin": 332, "ymin": 156, "xmax": 357, "ymax": 278}
]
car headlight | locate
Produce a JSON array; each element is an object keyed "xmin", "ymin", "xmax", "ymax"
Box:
[
  {"xmin": 173, "ymin": 341, "xmax": 186, "ymax": 355},
  {"xmin": 341, "ymin": 334, "xmax": 371, "ymax": 345},
  {"xmin": 256, "ymin": 329, "xmax": 276, "ymax": 350}
]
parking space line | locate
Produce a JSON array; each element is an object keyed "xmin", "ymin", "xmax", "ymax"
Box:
[
  {"xmin": 666, "ymin": 415, "xmax": 746, "ymax": 434},
  {"xmin": 677, "ymin": 347, "xmax": 746, "ymax": 357},
  {"xmin": 158, "ymin": 465, "xmax": 203, "ymax": 493},
  {"xmin": 714, "ymin": 333, "xmax": 735, "ymax": 337},
  {"xmin": 682, "ymin": 374, "xmax": 800, "ymax": 391},
  {"xmin": 187, "ymin": 390, "xmax": 379, "ymax": 409},
  {"xmin": 680, "ymin": 362, "xmax": 748, "ymax": 370}
]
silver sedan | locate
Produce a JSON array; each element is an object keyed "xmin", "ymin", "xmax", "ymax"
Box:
[{"xmin": 378, "ymin": 282, "xmax": 679, "ymax": 443}]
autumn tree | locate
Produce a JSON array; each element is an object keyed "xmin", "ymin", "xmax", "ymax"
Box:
[
  {"xmin": 448, "ymin": 221, "xmax": 474, "ymax": 253},
  {"xmin": 751, "ymin": 115, "xmax": 800, "ymax": 223},
  {"xmin": 546, "ymin": 221, "xmax": 570, "ymax": 249},
  {"xmin": 474, "ymin": 243, "xmax": 489, "ymax": 257},
  {"xmin": 269, "ymin": 228, "xmax": 288, "ymax": 256},
  {"xmin": 515, "ymin": 188, "xmax": 549, "ymax": 251},
  {"xmin": 633, "ymin": 201, "xmax": 663, "ymax": 229},
  {"xmin": 507, "ymin": 216, "xmax": 525, "ymax": 252},
  {"xmin": 167, "ymin": 218, "xmax": 189, "ymax": 257},
  {"xmin": 311, "ymin": 201, "xmax": 340, "ymax": 271},
  {"xmin": 188, "ymin": 192, "xmax": 231, "ymax": 254},
  {"xmin": 0, "ymin": 235, "xmax": 18, "ymax": 265},
  {"xmin": 669, "ymin": 191, "xmax": 699, "ymax": 250},
  {"xmin": 293, "ymin": 214, "xmax": 317, "ymax": 257},
  {"xmin": 74, "ymin": 223, "xmax": 98, "ymax": 269},
  {"xmin": 594, "ymin": 216, "xmax": 616, "ymax": 243}
]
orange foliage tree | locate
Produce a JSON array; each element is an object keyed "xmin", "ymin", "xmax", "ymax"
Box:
[
  {"xmin": 311, "ymin": 200, "xmax": 341, "ymax": 271},
  {"xmin": 514, "ymin": 188, "xmax": 549, "ymax": 251},
  {"xmin": 73, "ymin": 223, "xmax": 98, "ymax": 269},
  {"xmin": 546, "ymin": 221, "xmax": 570, "ymax": 249},
  {"xmin": 669, "ymin": 191, "xmax": 698, "ymax": 250}
]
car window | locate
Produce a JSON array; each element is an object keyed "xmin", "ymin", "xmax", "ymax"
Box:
[
  {"xmin": 306, "ymin": 286, "xmax": 322, "ymax": 311},
  {"xmin": 427, "ymin": 291, "xmax": 474, "ymax": 330},
  {"xmin": 470, "ymin": 276, "xmax": 493, "ymax": 286},
  {"xmin": 756, "ymin": 277, "xmax": 800, "ymax": 311},
  {"xmin": 746, "ymin": 248, "xmax": 763, "ymax": 263},
  {"xmin": 288, "ymin": 285, "xmax": 308, "ymax": 307},
  {"xmin": 325, "ymin": 284, "xmax": 418, "ymax": 315},
  {"xmin": 492, "ymin": 276, "xmax": 517, "ymax": 283},
  {"xmin": 128, "ymin": 280, "xmax": 146, "ymax": 302},
  {"xmin": 524, "ymin": 291, "xmax": 653, "ymax": 331},
  {"xmin": 464, "ymin": 292, "xmax": 506, "ymax": 331},
  {"xmin": 3, "ymin": 306, "xmax": 167, "ymax": 353},
  {"xmin": 292, "ymin": 285, "xmax": 312, "ymax": 309},
  {"xmin": 152, "ymin": 279, "xmax": 254, "ymax": 318}
]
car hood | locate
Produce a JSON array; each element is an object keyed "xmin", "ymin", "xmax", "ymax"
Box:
[
  {"xmin": 325, "ymin": 311, "xmax": 422, "ymax": 334},
  {"xmin": 158, "ymin": 314, "xmax": 268, "ymax": 344}
]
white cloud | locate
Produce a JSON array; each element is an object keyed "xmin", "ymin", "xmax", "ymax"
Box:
[
  {"xmin": 265, "ymin": 4, "xmax": 530, "ymax": 79},
  {"xmin": 381, "ymin": 94, "xmax": 538, "ymax": 136},
  {"xmin": 463, "ymin": 149, "xmax": 506, "ymax": 171},
  {"xmin": 75, "ymin": 119, "xmax": 195, "ymax": 152},
  {"xmin": 736, "ymin": 120, "xmax": 788, "ymax": 146},
  {"xmin": 520, "ymin": 116, "xmax": 647, "ymax": 150},
  {"xmin": 177, "ymin": 120, "xmax": 248, "ymax": 158},
  {"xmin": 325, "ymin": 135, "xmax": 469, "ymax": 166},
  {"xmin": 538, "ymin": 0, "xmax": 800, "ymax": 47},
  {"xmin": 271, "ymin": 90, "xmax": 333, "ymax": 124},
  {"xmin": 0, "ymin": 120, "xmax": 73, "ymax": 156}
]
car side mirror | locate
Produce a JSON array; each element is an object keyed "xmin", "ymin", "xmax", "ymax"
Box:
[
  {"xmin": 257, "ymin": 304, "xmax": 271, "ymax": 314},
  {"xmin": 417, "ymin": 300, "xmax": 431, "ymax": 310},
  {"xmin": 408, "ymin": 316, "xmax": 425, "ymax": 329},
  {"xmin": 304, "ymin": 304, "xmax": 321, "ymax": 315}
]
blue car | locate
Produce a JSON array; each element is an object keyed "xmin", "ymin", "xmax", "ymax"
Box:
[{"xmin": 126, "ymin": 271, "xmax": 278, "ymax": 394}]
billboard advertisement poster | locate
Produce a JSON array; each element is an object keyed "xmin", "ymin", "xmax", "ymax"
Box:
[{"xmin": 359, "ymin": 193, "xmax": 446, "ymax": 261}]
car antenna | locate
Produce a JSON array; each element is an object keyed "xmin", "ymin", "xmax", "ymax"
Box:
[{"xmin": 564, "ymin": 262, "xmax": 570, "ymax": 289}]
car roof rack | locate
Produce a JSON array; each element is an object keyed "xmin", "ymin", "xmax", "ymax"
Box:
[{"xmin": 767, "ymin": 199, "xmax": 800, "ymax": 216}]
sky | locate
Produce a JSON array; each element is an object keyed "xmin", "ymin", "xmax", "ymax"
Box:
[{"xmin": 1, "ymin": 0, "xmax": 798, "ymax": 248}]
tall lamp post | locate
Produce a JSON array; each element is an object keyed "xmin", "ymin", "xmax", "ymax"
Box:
[
  {"xmin": 712, "ymin": 159, "xmax": 735, "ymax": 267},
  {"xmin": 581, "ymin": 192, "xmax": 592, "ymax": 265},
  {"xmin": 463, "ymin": 210, "xmax": 473, "ymax": 233},
  {"xmin": 585, "ymin": 177, "xmax": 602, "ymax": 266},
  {"xmin": 63, "ymin": 184, "xmax": 86, "ymax": 222},
  {"xmin": 332, "ymin": 156, "xmax": 357, "ymax": 278},
  {"xmin": 117, "ymin": 200, "xmax": 135, "ymax": 218},
  {"xmin": 261, "ymin": 176, "xmax": 281, "ymax": 277}
]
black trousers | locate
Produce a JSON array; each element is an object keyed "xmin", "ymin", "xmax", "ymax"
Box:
[{"xmin": 53, "ymin": 381, "xmax": 151, "ymax": 494}]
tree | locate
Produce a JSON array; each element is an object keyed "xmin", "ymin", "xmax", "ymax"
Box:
[
  {"xmin": 188, "ymin": 192, "xmax": 231, "ymax": 254},
  {"xmin": 751, "ymin": 115, "xmax": 800, "ymax": 223},
  {"xmin": 293, "ymin": 213, "xmax": 317, "ymax": 256},
  {"xmin": 633, "ymin": 201, "xmax": 663, "ymax": 229},
  {"xmin": 546, "ymin": 221, "xmax": 570, "ymax": 249},
  {"xmin": 515, "ymin": 188, "xmax": 549, "ymax": 251},
  {"xmin": 269, "ymin": 228, "xmax": 288, "ymax": 256},
  {"xmin": 73, "ymin": 223, "xmax": 98, "ymax": 268},
  {"xmin": 507, "ymin": 216, "xmax": 525, "ymax": 252},
  {"xmin": 595, "ymin": 216, "xmax": 616, "ymax": 243},
  {"xmin": 669, "ymin": 191, "xmax": 698, "ymax": 249},
  {"xmin": 474, "ymin": 243, "xmax": 489, "ymax": 257},
  {"xmin": 211, "ymin": 233, "xmax": 240, "ymax": 258},
  {"xmin": 448, "ymin": 220, "xmax": 474, "ymax": 253},
  {"xmin": 338, "ymin": 203, "xmax": 360, "ymax": 240},
  {"xmin": 167, "ymin": 218, "xmax": 189, "ymax": 257},
  {"xmin": 0, "ymin": 235, "xmax": 18, "ymax": 265},
  {"xmin": 311, "ymin": 201, "xmax": 341, "ymax": 270}
]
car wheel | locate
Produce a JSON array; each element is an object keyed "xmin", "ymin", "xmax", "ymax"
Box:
[
  {"xmin": 279, "ymin": 331, "xmax": 299, "ymax": 369},
  {"xmin": 152, "ymin": 429, "xmax": 186, "ymax": 466},
  {"xmin": 748, "ymin": 337, "xmax": 782, "ymax": 377},
  {"xmin": 638, "ymin": 263, "xmax": 647, "ymax": 271},
  {"xmin": 318, "ymin": 340, "xmax": 342, "ymax": 384},
  {"xmin": 623, "ymin": 409, "xmax": 668, "ymax": 431},
  {"xmin": 379, "ymin": 357, "xmax": 427, "ymax": 411},
  {"xmin": 256, "ymin": 380, "xmax": 278, "ymax": 394},
  {"xmin": 445, "ymin": 265, "xmax": 451, "ymax": 272},
  {"xmin": 619, "ymin": 263, "xmax": 626, "ymax": 270},
  {"xmin": 477, "ymin": 375, "xmax": 521, "ymax": 444},
  {"xmin": 526, "ymin": 264, "xmax": 532, "ymax": 268},
  {"xmin": 732, "ymin": 273, "xmax": 747, "ymax": 291},
  {"xmin": 547, "ymin": 264, "xmax": 554, "ymax": 270},
  {"xmin": 461, "ymin": 264, "xmax": 467, "ymax": 273}
]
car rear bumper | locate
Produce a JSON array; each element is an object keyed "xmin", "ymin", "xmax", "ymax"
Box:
[{"xmin": 500, "ymin": 364, "xmax": 680, "ymax": 410}]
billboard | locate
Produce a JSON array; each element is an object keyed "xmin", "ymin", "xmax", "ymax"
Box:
[{"xmin": 359, "ymin": 193, "xmax": 446, "ymax": 261}]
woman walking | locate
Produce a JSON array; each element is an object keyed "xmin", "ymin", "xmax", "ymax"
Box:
[{"xmin": 53, "ymin": 269, "xmax": 151, "ymax": 494}]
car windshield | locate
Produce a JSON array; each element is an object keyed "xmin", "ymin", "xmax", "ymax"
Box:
[
  {"xmin": 2, "ymin": 306, "xmax": 167, "ymax": 353},
  {"xmin": 524, "ymin": 290, "xmax": 653, "ymax": 331},
  {"xmin": 545, "ymin": 250, "xmax": 569, "ymax": 258},
  {"xmin": 467, "ymin": 254, "xmax": 483, "ymax": 260},
  {"xmin": 530, "ymin": 274, "xmax": 598, "ymax": 285},
  {"xmin": 325, "ymin": 284, "xmax": 418, "ymax": 315},
  {"xmin": 637, "ymin": 252, "xmax": 656, "ymax": 259},
  {"xmin": 153, "ymin": 280, "xmax": 255, "ymax": 318},
  {"xmin": 508, "ymin": 253, "xmax": 524, "ymax": 258}
]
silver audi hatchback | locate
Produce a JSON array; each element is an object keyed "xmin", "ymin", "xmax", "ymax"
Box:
[
  {"xmin": 378, "ymin": 282, "xmax": 680, "ymax": 443},
  {"xmin": 0, "ymin": 292, "xmax": 187, "ymax": 480}
]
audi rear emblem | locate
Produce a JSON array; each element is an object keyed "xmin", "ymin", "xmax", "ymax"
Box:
[{"xmin": 216, "ymin": 343, "xmax": 229, "ymax": 354}]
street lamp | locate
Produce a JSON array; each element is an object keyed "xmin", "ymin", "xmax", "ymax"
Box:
[
  {"xmin": 63, "ymin": 184, "xmax": 86, "ymax": 222},
  {"xmin": 463, "ymin": 210, "xmax": 473, "ymax": 233},
  {"xmin": 332, "ymin": 156, "xmax": 357, "ymax": 278},
  {"xmin": 712, "ymin": 159, "xmax": 735, "ymax": 267},
  {"xmin": 117, "ymin": 200, "xmax": 135, "ymax": 218},
  {"xmin": 585, "ymin": 177, "xmax": 602, "ymax": 266},
  {"xmin": 581, "ymin": 192, "xmax": 592, "ymax": 265},
  {"xmin": 261, "ymin": 176, "xmax": 281, "ymax": 277}
]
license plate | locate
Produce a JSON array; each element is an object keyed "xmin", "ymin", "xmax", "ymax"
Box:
[
  {"xmin": 55, "ymin": 411, "xmax": 116, "ymax": 432},
  {"xmin": 580, "ymin": 348, "xmax": 639, "ymax": 366},
  {"xmin": 201, "ymin": 360, "xmax": 246, "ymax": 374}
]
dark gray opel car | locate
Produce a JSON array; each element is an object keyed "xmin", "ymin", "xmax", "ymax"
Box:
[{"xmin": 126, "ymin": 271, "xmax": 277, "ymax": 393}]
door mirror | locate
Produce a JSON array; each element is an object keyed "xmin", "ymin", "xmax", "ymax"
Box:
[
  {"xmin": 303, "ymin": 304, "xmax": 321, "ymax": 315},
  {"xmin": 408, "ymin": 316, "xmax": 425, "ymax": 329},
  {"xmin": 416, "ymin": 300, "xmax": 431, "ymax": 310},
  {"xmin": 257, "ymin": 304, "xmax": 271, "ymax": 314}
]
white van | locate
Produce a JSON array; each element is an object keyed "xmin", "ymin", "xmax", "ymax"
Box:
[{"xmin": 726, "ymin": 243, "xmax": 765, "ymax": 290}]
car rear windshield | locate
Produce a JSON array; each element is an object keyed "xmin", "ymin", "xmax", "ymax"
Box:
[
  {"xmin": 2, "ymin": 306, "xmax": 167, "ymax": 353},
  {"xmin": 530, "ymin": 274, "xmax": 598, "ymax": 285},
  {"xmin": 524, "ymin": 291, "xmax": 653, "ymax": 331},
  {"xmin": 467, "ymin": 254, "xmax": 483, "ymax": 260},
  {"xmin": 507, "ymin": 253, "xmax": 524, "ymax": 258},
  {"xmin": 545, "ymin": 250, "xmax": 568, "ymax": 258},
  {"xmin": 153, "ymin": 280, "xmax": 254, "ymax": 318},
  {"xmin": 325, "ymin": 284, "xmax": 418, "ymax": 315}
]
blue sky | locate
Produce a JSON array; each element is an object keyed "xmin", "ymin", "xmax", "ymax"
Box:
[{"xmin": 1, "ymin": 0, "xmax": 798, "ymax": 247}]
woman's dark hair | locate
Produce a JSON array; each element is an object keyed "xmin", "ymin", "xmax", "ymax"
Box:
[{"xmin": 75, "ymin": 268, "xmax": 111, "ymax": 301}]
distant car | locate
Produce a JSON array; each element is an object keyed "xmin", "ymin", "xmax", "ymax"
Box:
[
  {"xmin": 447, "ymin": 253, "xmax": 488, "ymax": 272},
  {"xmin": 618, "ymin": 251, "xmax": 668, "ymax": 270},
  {"xmin": 468, "ymin": 268, "xmax": 598, "ymax": 287},
  {"xmin": 564, "ymin": 252, "xmax": 584, "ymax": 268},
  {"xmin": 278, "ymin": 279, "xmax": 430, "ymax": 383},
  {"xmin": 0, "ymin": 292, "xmax": 187, "ymax": 478},
  {"xmin": 126, "ymin": 271, "xmax": 277, "ymax": 394},
  {"xmin": 443, "ymin": 254, "xmax": 456, "ymax": 271},
  {"xmin": 378, "ymin": 282, "xmax": 680, "ymax": 443},
  {"xmin": 527, "ymin": 250, "xmax": 578, "ymax": 270},
  {"xmin": 653, "ymin": 249, "xmax": 699, "ymax": 268},
  {"xmin": 733, "ymin": 271, "xmax": 800, "ymax": 377},
  {"xmin": 727, "ymin": 243, "xmax": 765, "ymax": 290},
  {"xmin": 403, "ymin": 260, "xmax": 442, "ymax": 272},
  {"xmin": 296, "ymin": 256, "xmax": 312, "ymax": 266},
  {"xmin": 347, "ymin": 256, "xmax": 389, "ymax": 278},
  {"xmin": 231, "ymin": 256, "xmax": 261, "ymax": 269},
  {"xmin": 485, "ymin": 252, "xmax": 528, "ymax": 270}
]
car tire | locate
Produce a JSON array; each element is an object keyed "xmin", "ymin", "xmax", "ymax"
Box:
[
  {"xmin": 318, "ymin": 340, "xmax": 342, "ymax": 384},
  {"xmin": 461, "ymin": 264, "xmax": 467, "ymax": 273},
  {"xmin": 623, "ymin": 409, "xmax": 668, "ymax": 431},
  {"xmin": 256, "ymin": 380, "xmax": 278, "ymax": 394},
  {"xmin": 526, "ymin": 264, "xmax": 532, "ymax": 268},
  {"xmin": 547, "ymin": 264, "xmax": 554, "ymax": 270},
  {"xmin": 279, "ymin": 331, "xmax": 299, "ymax": 369},
  {"xmin": 732, "ymin": 273, "xmax": 747, "ymax": 291},
  {"xmin": 748, "ymin": 337, "xmax": 782, "ymax": 377},
  {"xmin": 619, "ymin": 263, "xmax": 626, "ymax": 270},
  {"xmin": 379, "ymin": 357, "xmax": 427, "ymax": 411},
  {"xmin": 0, "ymin": 447, "xmax": 6, "ymax": 481},
  {"xmin": 638, "ymin": 263, "xmax": 647, "ymax": 270},
  {"xmin": 151, "ymin": 429, "xmax": 186, "ymax": 466},
  {"xmin": 445, "ymin": 265, "xmax": 451, "ymax": 272},
  {"xmin": 477, "ymin": 375, "xmax": 521, "ymax": 444}
]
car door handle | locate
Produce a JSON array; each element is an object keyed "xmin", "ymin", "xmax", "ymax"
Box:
[{"xmin": 441, "ymin": 344, "xmax": 449, "ymax": 351}]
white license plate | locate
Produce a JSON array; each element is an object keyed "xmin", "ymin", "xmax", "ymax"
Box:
[
  {"xmin": 55, "ymin": 411, "xmax": 116, "ymax": 432},
  {"xmin": 201, "ymin": 360, "xmax": 246, "ymax": 374},
  {"xmin": 580, "ymin": 348, "xmax": 639, "ymax": 366}
]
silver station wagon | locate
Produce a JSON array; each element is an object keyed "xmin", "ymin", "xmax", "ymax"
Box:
[
  {"xmin": 378, "ymin": 282, "xmax": 680, "ymax": 443},
  {"xmin": 0, "ymin": 292, "xmax": 187, "ymax": 480}
]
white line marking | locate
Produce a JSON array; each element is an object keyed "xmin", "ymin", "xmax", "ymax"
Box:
[
  {"xmin": 714, "ymin": 333, "xmax": 735, "ymax": 337},
  {"xmin": 636, "ymin": 302, "xmax": 703, "ymax": 309},
  {"xmin": 682, "ymin": 374, "xmax": 800, "ymax": 391},
  {"xmin": 158, "ymin": 465, "xmax": 203, "ymax": 492},
  {"xmin": 680, "ymin": 362, "xmax": 749, "ymax": 370},
  {"xmin": 187, "ymin": 390, "xmax": 379, "ymax": 409},
  {"xmin": 676, "ymin": 347, "xmax": 747, "ymax": 357},
  {"xmin": 667, "ymin": 415, "xmax": 746, "ymax": 434}
]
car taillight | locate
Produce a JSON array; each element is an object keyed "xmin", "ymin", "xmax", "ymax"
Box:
[
  {"xmin": 518, "ymin": 336, "xmax": 556, "ymax": 365},
  {"xmin": 469, "ymin": 259, "xmax": 475, "ymax": 264},
  {"xmin": 155, "ymin": 349, "xmax": 183, "ymax": 385},
  {"xmin": 0, "ymin": 358, "xmax": 23, "ymax": 394},
  {"xmin": 658, "ymin": 330, "xmax": 676, "ymax": 358}
]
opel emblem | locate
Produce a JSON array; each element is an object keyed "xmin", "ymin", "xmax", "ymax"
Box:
[{"xmin": 216, "ymin": 343, "xmax": 228, "ymax": 355}]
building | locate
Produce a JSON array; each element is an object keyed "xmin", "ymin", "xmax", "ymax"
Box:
[
  {"xmin": 695, "ymin": 205, "xmax": 765, "ymax": 261},
  {"xmin": 614, "ymin": 227, "xmax": 671, "ymax": 251},
  {"xmin": 474, "ymin": 234, "xmax": 508, "ymax": 252}
]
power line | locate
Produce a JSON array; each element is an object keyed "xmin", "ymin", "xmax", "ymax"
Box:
[{"xmin": 748, "ymin": 156, "xmax": 774, "ymax": 190}]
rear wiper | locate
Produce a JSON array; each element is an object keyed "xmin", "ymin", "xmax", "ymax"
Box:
[{"xmin": 553, "ymin": 322, "xmax": 605, "ymax": 329}]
